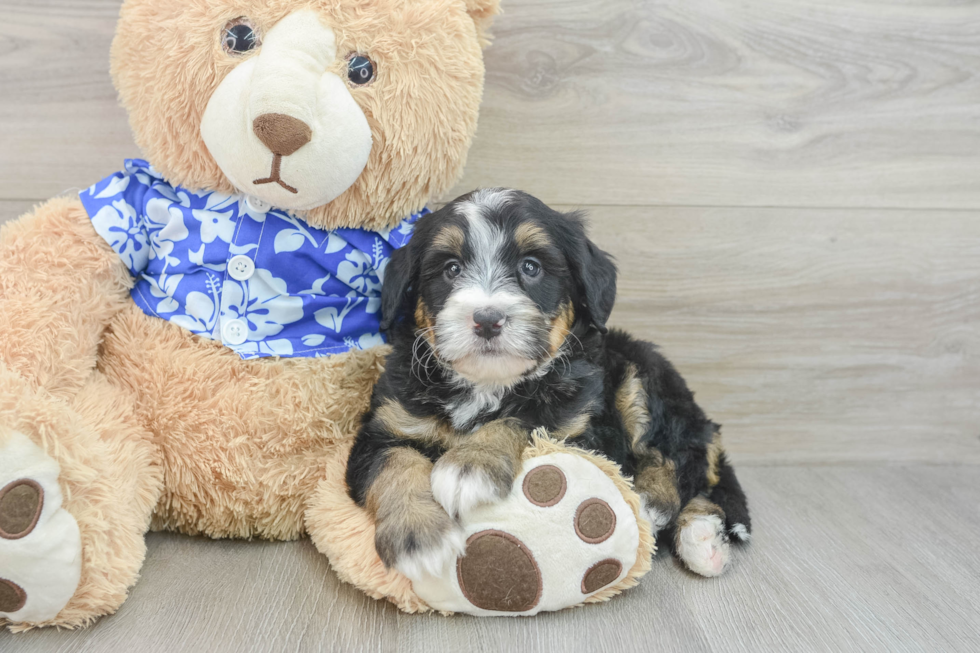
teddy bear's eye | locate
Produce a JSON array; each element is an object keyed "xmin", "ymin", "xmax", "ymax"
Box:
[
  {"xmin": 222, "ymin": 18, "xmax": 261, "ymax": 55},
  {"xmin": 347, "ymin": 55, "xmax": 375, "ymax": 85}
]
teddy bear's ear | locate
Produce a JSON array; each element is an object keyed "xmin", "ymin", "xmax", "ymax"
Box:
[{"xmin": 464, "ymin": 0, "xmax": 502, "ymax": 47}]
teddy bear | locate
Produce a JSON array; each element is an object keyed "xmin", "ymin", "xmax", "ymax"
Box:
[{"xmin": 0, "ymin": 0, "xmax": 659, "ymax": 629}]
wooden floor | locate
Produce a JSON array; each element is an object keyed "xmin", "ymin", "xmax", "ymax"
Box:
[{"xmin": 1, "ymin": 0, "xmax": 979, "ymax": 650}]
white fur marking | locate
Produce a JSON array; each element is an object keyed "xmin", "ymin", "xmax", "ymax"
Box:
[
  {"xmin": 431, "ymin": 460, "xmax": 503, "ymax": 519},
  {"xmin": 393, "ymin": 527, "xmax": 467, "ymax": 581},
  {"xmin": 730, "ymin": 523, "xmax": 750, "ymax": 542},
  {"xmin": 641, "ymin": 503, "xmax": 671, "ymax": 535},
  {"xmin": 677, "ymin": 514, "xmax": 730, "ymax": 578}
]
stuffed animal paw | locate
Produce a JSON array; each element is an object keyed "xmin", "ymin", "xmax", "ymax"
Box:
[
  {"xmin": 309, "ymin": 436, "xmax": 654, "ymax": 616},
  {"xmin": 413, "ymin": 449, "xmax": 646, "ymax": 615}
]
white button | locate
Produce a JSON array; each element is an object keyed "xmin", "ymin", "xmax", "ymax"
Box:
[
  {"xmin": 222, "ymin": 319, "xmax": 248, "ymax": 346},
  {"xmin": 228, "ymin": 255, "xmax": 255, "ymax": 281},
  {"xmin": 245, "ymin": 196, "xmax": 270, "ymax": 213}
]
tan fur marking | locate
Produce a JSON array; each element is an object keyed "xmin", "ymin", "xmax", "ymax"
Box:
[
  {"xmin": 675, "ymin": 496, "xmax": 726, "ymax": 531},
  {"xmin": 376, "ymin": 400, "xmax": 458, "ymax": 448},
  {"xmin": 552, "ymin": 412, "xmax": 591, "ymax": 441},
  {"xmin": 548, "ymin": 302, "xmax": 575, "ymax": 355},
  {"xmin": 706, "ymin": 430, "xmax": 723, "ymax": 488},
  {"xmin": 515, "ymin": 222, "xmax": 551, "ymax": 252},
  {"xmin": 616, "ymin": 364, "xmax": 651, "ymax": 447},
  {"xmin": 364, "ymin": 448, "xmax": 433, "ymax": 519},
  {"xmin": 432, "ymin": 224, "xmax": 465, "ymax": 256},
  {"xmin": 414, "ymin": 299, "xmax": 437, "ymax": 347},
  {"xmin": 366, "ymin": 447, "xmax": 458, "ymax": 569},
  {"xmin": 634, "ymin": 450, "xmax": 681, "ymax": 522}
]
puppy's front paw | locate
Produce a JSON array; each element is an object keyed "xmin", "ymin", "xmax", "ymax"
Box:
[
  {"xmin": 375, "ymin": 501, "xmax": 466, "ymax": 580},
  {"xmin": 431, "ymin": 453, "xmax": 513, "ymax": 520}
]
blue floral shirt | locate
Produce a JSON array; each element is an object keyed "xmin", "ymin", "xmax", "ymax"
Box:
[{"xmin": 79, "ymin": 159, "xmax": 422, "ymax": 360}]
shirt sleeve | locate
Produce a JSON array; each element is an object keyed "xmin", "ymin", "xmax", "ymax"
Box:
[{"xmin": 78, "ymin": 161, "xmax": 153, "ymax": 275}]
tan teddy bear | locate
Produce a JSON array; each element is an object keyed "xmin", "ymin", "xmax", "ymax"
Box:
[{"xmin": 0, "ymin": 0, "xmax": 653, "ymax": 629}]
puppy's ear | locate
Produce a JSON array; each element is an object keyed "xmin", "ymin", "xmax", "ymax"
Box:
[
  {"xmin": 380, "ymin": 244, "xmax": 416, "ymax": 332},
  {"xmin": 569, "ymin": 229, "xmax": 617, "ymax": 334}
]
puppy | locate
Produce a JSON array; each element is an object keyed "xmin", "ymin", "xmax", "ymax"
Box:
[{"xmin": 346, "ymin": 189, "xmax": 751, "ymax": 580}]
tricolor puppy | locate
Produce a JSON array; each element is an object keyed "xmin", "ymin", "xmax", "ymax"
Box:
[{"xmin": 346, "ymin": 189, "xmax": 751, "ymax": 580}]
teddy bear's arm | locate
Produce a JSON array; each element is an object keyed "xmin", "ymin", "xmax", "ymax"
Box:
[{"xmin": 0, "ymin": 197, "xmax": 133, "ymax": 399}]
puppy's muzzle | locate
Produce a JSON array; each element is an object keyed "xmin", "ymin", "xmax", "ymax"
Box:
[{"xmin": 473, "ymin": 308, "xmax": 506, "ymax": 340}]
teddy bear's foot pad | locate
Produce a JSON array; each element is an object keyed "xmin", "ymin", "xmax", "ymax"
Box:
[
  {"xmin": 412, "ymin": 453, "xmax": 640, "ymax": 616},
  {"xmin": 0, "ymin": 432, "xmax": 81, "ymax": 624},
  {"xmin": 0, "ymin": 479, "xmax": 44, "ymax": 539}
]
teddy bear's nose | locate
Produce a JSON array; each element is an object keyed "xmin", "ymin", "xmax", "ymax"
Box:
[{"xmin": 252, "ymin": 113, "xmax": 312, "ymax": 157}]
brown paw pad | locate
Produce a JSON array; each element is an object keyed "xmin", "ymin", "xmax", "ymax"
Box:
[
  {"xmin": 581, "ymin": 559, "xmax": 623, "ymax": 593},
  {"xmin": 457, "ymin": 530, "xmax": 542, "ymax": 612},
  {"xmin": 0, "ymin": 578, "xmax": 27, "ymax": 613},
  {"xmin": 522, "ymin": 464, "xmax": 567, "ymax": 507},
  {"xmin": 575, "ymin": 498, "xmax": 616, "ymax": 544},
  {"xmin": 0, "ymin": 479, "xmax": 44, "ymax": 540}
]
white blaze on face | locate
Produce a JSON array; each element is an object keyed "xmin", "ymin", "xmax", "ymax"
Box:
[
  {"xmin": 435, "ymin": 190, "xmax": 545, "ymax": 387},
  {"xmin": 200, "ymin": 10, "xmax": 373, "ymax": 211}
]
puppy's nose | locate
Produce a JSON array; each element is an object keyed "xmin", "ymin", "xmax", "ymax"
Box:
[
  {"xmin": 473, "ymin": 308, "xmax": 506, "ymax": 340},
  {"xmin": 252, "ymin": 113, "xmax": 312, "ymax": 156}
]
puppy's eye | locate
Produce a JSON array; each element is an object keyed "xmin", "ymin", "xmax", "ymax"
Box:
[
  {"xmin": 520, "ymin": 258, "xmax": 542, "ymax": 278},
  {"xmin": 347, "ymin": 55, "xmax": 376, "ymax": 85},
  {"xmin": 222, "ymin": 18, "xmax": 261, "ymax": 55},
  {"xmin": 444, "ymin": 260, "xmax": 462, "ymax": 280}
]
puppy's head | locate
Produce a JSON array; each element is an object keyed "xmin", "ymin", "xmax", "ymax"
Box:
[{"xmin": 381, "ymin": 189, "xmax": 617, "ymax": 386}]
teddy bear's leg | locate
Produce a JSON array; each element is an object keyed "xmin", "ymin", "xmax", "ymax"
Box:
[
  {"xmin": 1, "ymin": 198, "xmax": 160, "ymax": 629},
  {"xmin": 0, "ymin": 368, "xmax": 162, "ymax": 630}
]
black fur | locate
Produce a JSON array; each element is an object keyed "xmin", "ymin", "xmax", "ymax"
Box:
[{"xmin": 346, "ymin": 190, "xmax": 750, "ymax": 552}]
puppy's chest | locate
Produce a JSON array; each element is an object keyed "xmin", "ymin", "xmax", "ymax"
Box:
[
  {"xmin": 446, "ymin": 386, "xmax": 507, "ymax": 431},
  {"xmin": 444, "ymin": 380, "xmax": 599, "ymax": 437}
]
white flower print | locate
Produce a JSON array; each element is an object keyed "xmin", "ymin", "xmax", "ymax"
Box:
[
  {"xmin": 358, "ymin": 332, "xmax": 385, "ymax": 349},
  {"xmin": 336, "ymin": 249, "xmax": 382, "ymax": 296},
  {"xmin": 90, "ymin": 199, "xmax": 149, "ymax": 271},
  {"xmin": 169, "ymin": 291, "xmax": 218, "ymax": 334},
  {"xmin": 144, "ymin": 198, "xmax": 189, "ymax": 264},
  {"xmin": 235, "ymin": 338, "xmax": 294, "ymax": 358},
  {"xmin": 146, "ymin": 272, "xmax": 184, "ymax": 315},
  {"xmin": 192, "ymin": 207, "xmax": 237, "ymax": 244},
  {"xmin": 80, "ymin": 160, "xmax": 424, "ymax": 360},
  {"xmin": 273, "ymin": 213, "xmax": 320, "ymax": 253},
  {"xmin": 222, "ymin": 268, "xmax": 305, "ymax": 339},
  {"xmin": 315, "ymin": 293, "xmax": 365, "ymax": 333}
]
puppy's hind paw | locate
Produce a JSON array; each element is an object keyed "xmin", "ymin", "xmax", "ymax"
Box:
[{"xmin": 676, "ymin": 513, "xmax": 730, "ymax": 578}]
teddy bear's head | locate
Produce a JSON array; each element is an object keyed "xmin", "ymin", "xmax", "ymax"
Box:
[{"xmin": 110, "ymin": 0, "xmax": 500, "ymax": 231}]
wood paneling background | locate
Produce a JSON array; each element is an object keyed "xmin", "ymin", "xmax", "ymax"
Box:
[{"xmin": 1, "ymin": 0, "xmax": 978, "ymax": 650}]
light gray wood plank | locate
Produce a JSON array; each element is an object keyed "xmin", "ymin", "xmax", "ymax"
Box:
[
  {"xmin": 2, "ymin": 533, "xmax": 399, "ymax": 653},
  {"xmin": 3, "ymin": 1, "xmax": 980, "ymax": 209},
  {"xmin": 5, "ymin": 466, "xmax": 979, "ymax": 652},
  {"xmin": 450, "ymin": 0, "xmax": 980, "ymax": 209},
  {"xmin": 0, "ymin": 201, "xmax": 37, "ymax": 226},
  {"xmin": 398, "ymin": 465, "xmax": 980, "ymax": 653},
  {"xmin": 579, "ymin": 205, "xmax": 980, "ymax": 464},
  {"xmin": 0, "ymin": 0, "xmax": 137, "ymax": 202}
]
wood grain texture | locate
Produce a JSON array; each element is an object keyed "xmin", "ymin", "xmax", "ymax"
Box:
[
  {"xmin": 0, "ymin": 201, "xmax": 38, "ymax": 226},
  {"xmin": 0, "ymin": 0, "xmax": 137, "ymax": 202},
  {"xmin": 450, "ymin": 0, "xmax": 980, "ymax": 208},
  {"xmin": 2, "ymin": 1, "xmax": 980, "ymax": 208},
  {"xmin": 579, "ymin": 205, "xmax": 980, "ymax": 464},
  {"xmin": 4, "ymin": 466, "xmax": 979, "ymax": 652}
]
